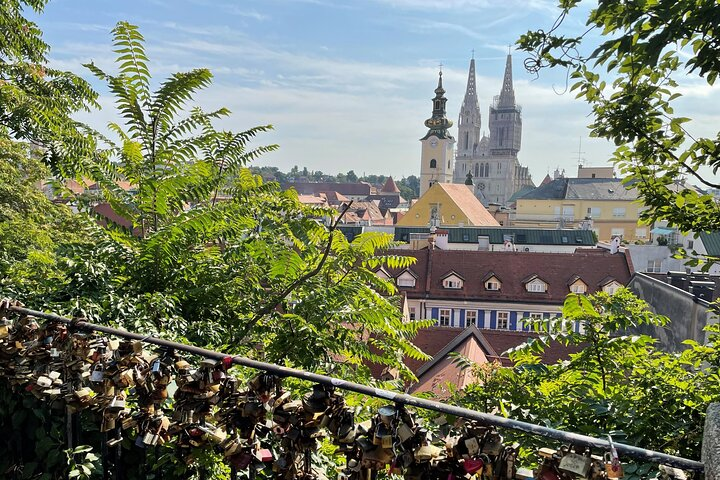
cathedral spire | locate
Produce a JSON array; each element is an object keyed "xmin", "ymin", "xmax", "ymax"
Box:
[
  {"xmin": 462, "ymin": 58, "xmax": 478, "ymax": 107},
  {"xmin": 498, "ymin": 53, "xmax": 516, "ymax": 108}
]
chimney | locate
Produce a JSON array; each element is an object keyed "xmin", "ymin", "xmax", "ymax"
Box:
[{"xmin": 435, "ymin": 229, "xmax": 449, "ymax": 250}]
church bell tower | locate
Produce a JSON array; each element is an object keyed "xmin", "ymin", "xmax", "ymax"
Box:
[{"xmin": 420, "ymin": 70, "xmax": 455, "ymax": 197}]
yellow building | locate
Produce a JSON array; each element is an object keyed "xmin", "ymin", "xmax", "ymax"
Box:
[
  {"xmin": 397, "ymin": 183, "xmax": 499, "ymax": 228},
  {"xmin": 513, "ymin": 178, "xmax": 645, "ymax": 241}
]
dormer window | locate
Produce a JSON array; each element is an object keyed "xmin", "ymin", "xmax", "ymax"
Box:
[
  {"xmin": 523, "ymin": 275, "xmax": 548, "ymax": 293},
  {"xmin": 396, "ymin": 269, "xmax": 418, "ymax": 288},
  {"xmin": 603, "ymin": 281, "xmax": 622, "ymax": 295},
  {"xmin": 568, "ymin": 276, "xmax": 588, "ymax": 294},
  {"xmin": 375, "ymin": 268, "xmax": 390, "ymax": 281},
  {"xmin": 485, "ymin": 276, "xmax": 501, "ymax": 291},
  {"xmin": 441, "ymin": 272, "xmax": 464, "ymax": 289}
]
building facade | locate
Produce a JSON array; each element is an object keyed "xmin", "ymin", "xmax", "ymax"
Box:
[
  {"xmin": 513, "ymin": 177, "xmax": 644, "ymax": 241},
  {"xmin": 381, "ymin": 248, "xmax": 633, "ymax": 333},
  {"xmin": 452, "ymin": 55, "xmax": 534, "ymax": 205}
]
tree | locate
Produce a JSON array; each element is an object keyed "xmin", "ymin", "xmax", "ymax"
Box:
[
  {"xmin": 518, "ymin": 0, "xmax": 720, "ymax": 268},
  {"xmin": 346, "ymin": 169, "xmax": 358, "ymax": 182},
  {"xmin": 0, "ymin": 20, "xmax": 432, "ymax": 480},
  {"xmin": 0, "ymin": 138, "xmax": 90, "ymax": 305},
  {"xmin": 453, "ymin": 289, "xmax": 720, "ymax": 468},
  {"xmin": 0, "ymin": 0, "xmax": 97, "ymax": 174}
]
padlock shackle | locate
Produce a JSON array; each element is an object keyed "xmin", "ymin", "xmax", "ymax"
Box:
[{"xmin": 6, "ymin": 304, "xmax": 705, "ymax": 472}]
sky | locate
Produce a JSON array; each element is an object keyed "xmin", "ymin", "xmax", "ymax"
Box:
[{"xmin": 30, "ymin": 0, "xmax": 720, "ymax": 183}]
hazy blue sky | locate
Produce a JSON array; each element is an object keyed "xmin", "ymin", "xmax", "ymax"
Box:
[{"xmin": 30, "ymin": 0, "xmax": 720, "ymax": 182}]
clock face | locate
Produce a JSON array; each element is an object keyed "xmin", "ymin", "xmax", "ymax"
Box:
[{"xmin": 430, "ymin": 139, "xmax": 438, "ymax": 147}]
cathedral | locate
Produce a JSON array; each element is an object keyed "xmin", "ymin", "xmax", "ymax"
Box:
[{"xmin": 419, "ymin": 54, "xmax": 534, "ymax": 204}]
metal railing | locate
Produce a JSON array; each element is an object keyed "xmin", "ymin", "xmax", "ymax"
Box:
[{"xmin": 5, "ymin": 304, "xmax": 705, "ymax": 472}]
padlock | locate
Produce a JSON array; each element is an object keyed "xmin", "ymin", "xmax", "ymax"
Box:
[
  {"xmin": 90, "ymin": 364, "xmax": 104, "ymax": 382},
  {"xmin": 604, "ymin": 435, "xmax": 624, "ymax": 479},
  {"xmin": 107, "ymin": 395, "xmax": 126, "ymax": 413},
  {"xmin": 397, "ymin": 422, "xmax": 414, "ymax": 443},
  {"xmin": 465, "ymin": 436, "xmax": 480, "ymax": 456},
  {"xmin": 559, "ymin": 452, "xmax": 592, "ymax": 477}
]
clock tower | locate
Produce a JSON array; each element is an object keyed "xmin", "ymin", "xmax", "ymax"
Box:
[{"xmin": 420, "ymin": 70, "xmax": 455, "ymax": 197}]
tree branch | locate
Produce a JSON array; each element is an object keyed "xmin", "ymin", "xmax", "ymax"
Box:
[{"xmin": 235, "ymin": 202, "xmax": 353, "ymax": 341}]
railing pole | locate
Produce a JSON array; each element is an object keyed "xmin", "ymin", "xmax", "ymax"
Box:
[{"xmin": 5, "ymin": 305, "xmax": 705, "ymax": 472}]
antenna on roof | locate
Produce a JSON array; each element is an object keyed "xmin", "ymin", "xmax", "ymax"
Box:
[{"xmin": 575, "ymin": 137, "xmax": 586, "ymax": 167}]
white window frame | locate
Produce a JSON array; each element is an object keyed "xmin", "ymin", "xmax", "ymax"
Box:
[
  {"xmin": 603, "ymin": 281, "xmax": 622, "ymax": 295},
  {"xmin": 611, "ymin": 228, "xmax": 625, "ymax": 237},
  {"xmin": 442, "ymin": 276, "xmax": 463, "ymax": 289},
  {"xmin": 439, "ymin": 308, "xmax": 451, "ymax": 326},
  {"xmin": 570, "ymin": 282, "xmax": 587, "ymax": 294},
  {"xmin": 497, "ymin": 311, "xmax": 509, "ymax": 329},
  {"xmin": 485, "ymin": 277, "xmax": 501, "ymax": 291},
  {"xmin": 587, "ymin": 207, "xmax": 601, "ymax": 218},
  {"xmin": 397, "ymin": 272, "xmax": 416, "ymax": 288},
  {"xmin": 409, "ymin": 307, "xmax": 416, "ymax": 321},
  {"xmin": 529, "ymin": 313, "xmax": 543, "ymax": 321},
  {"xmin": 636, "ymin": 228, "xmax": 647, "ymax": 239},
  {"xmin": 646, "ymin": 259, "xmax": 662, "ymax": 273},
  {"xmin": 465, "ymin": 310, "xmax": 477, "ymax": 328},
  {"xmin": 526, "ymin": 279, "xmax": 547, "ymax": 293},
  {"xmin": 612, "ymin": 207, "xmax": 626, "ymax": 218}
]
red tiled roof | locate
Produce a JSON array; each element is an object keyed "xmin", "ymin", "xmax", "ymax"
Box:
[
  {"xmin": 389, "ymin": 248, "xmax": 633, "ymax": 304},
  {"xmin": 381, "ymin": 176, "xmax": 401, "ymax": 194},
  {"xmin": 368, "ymin": 326, "xmax": 581, "ymax": 379},
  {"xmin": 287, "ymin": 182, "xmax": 372, "ymax": 196}
]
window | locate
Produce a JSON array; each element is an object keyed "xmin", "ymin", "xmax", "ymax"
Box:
[
  {"xmin": 611, "ymin": 228, "xmax": 625, "ymax": 237},
  {"xmin": 529, "ymin": 313, "xmax": 543, "ymax": 321},
  {"xmin": 570, "ymin": 282, "xmax": 587, "ymax": 294},
  {"xmin": 612, "ymin": 207, "xmax": 626, "ymax": 217},
  {"xmin": 409, "ymin": 307, "xmax": 416, "ymax": 321},
  {"xmin": 526, "ymin": 280, "xmax": 547, "ymax": 293},
  {"xmin": 485, "ymin": 277, "xmax": 501, "ymax": 291},
  {"xmin": 636, "ymin": 228, "xmax": 647, "ymax": 239},
  {"xmin": 562, "ymin": 206, "xmax": 574, "ymax": 218},
  {"xmin": 430, "ymin": 159, "xmax": 437, "ymax": 168},
  {"xmin": 443, "ymin": 278, "xmax": 462, "ymax": 289},
  {"xmin": 687, "ymin": 240, "xmax": 694, "ymax": 249},
  {"xmin": 465, "ymin": 310, "xmax": 477, "ymax": 328},
  {"xmin": 646, "ymin": 259, "xmax": 662, "ymax": 273},
  {"xmin": 603, "ymin": 281, "xmax": 622, "ymax": 295},
  {"xmin": 497, "ymin": 312, "xmax": 509, "ymax": 329},
  {"xmin": 439, "ymin": 309, "xmax": 451, "ymax": 326},
  {"xmin": 397, "ymin": 271, "xmax": 416, "ymax": 288},
  {"xmin": 587, "ymin": 207, "xmax": 601, "ymax": 218}
]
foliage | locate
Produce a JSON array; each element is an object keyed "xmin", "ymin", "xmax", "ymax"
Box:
[
  {"xmin": 0, "ymin": 137, "xmax": 92, "ymax": 304},
  {"xmin": 0, "ymin": 0, "xmax": 97, "ymax": 174},
  {"xmin": 452, "ymin": 289, "xmax": 720, "ymax": 468},
  {"xmin": 66, "ymin": 446, "xmax": 101, "ymax": 480},
  {"xmin": 518, "ymin": 0, "xmax": 720, "ymax": 269},
  {"xmin": 0, "ymin": 18, "xmax": 431, "ymax": 480}
]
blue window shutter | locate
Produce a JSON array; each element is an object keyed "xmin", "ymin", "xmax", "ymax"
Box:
[
  {"xmin": 478, "ymin": 310, "xmax": 485, "ymax": 328},
  {"xmin": 459, "ymin": 309, "xmax": 465, "ymax": 327},
  {"xmin": 490, "ymin": 311, "xmax": 497, "ymax": 329},
  {"xmin": 510, "ymin": 312, "xmax": 517, "ymax": 330}
]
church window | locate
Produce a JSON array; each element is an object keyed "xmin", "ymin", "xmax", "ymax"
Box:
[
  {"xmin": 430, "ymin": 159, "xmax": 437, "ymax": 168},
  {"xmin": 497, "ymin": 163, "xmax": 502, "ymax": 174},
  {"xmin": 448, "ymin": 159, "xmax": 451, "ymax": 168},
  {"xmin": 464, "ymin": 131, "xmax": 469, "ymax": 149},
  {"xmin": 474, "ymin": 163, "xmax": 479, "ymax": 177},
  {"xmin": 434, "ymin": 100, "xmax": 440, "ymax": 110}
]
